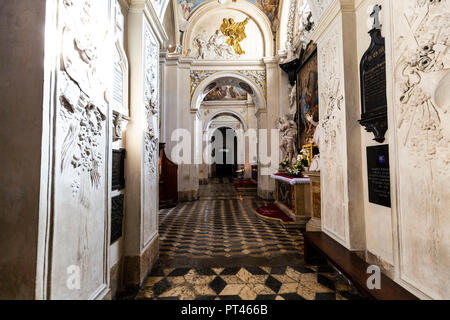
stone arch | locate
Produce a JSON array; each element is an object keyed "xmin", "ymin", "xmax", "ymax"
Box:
[
  {"xmin": 204, "ymin": 110, "xmax": 248, "ymax": 132},
  {"xmin": 191, "ymin": 71, "xmax": 266, "ymax": 112},
  {"xmin": 182, "ymin": 0, "xmax": 274, "ymax": 57}
]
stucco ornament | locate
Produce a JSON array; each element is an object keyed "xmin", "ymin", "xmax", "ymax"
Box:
[
  {"xmin": 112, "ymin": 112, "xmax": 128, "ymax": 142},
  {"xmin": 297, "ymin": 0, "xmax": 314, "ymax": 49},
  {"xmin": 59, "ymin": 0, "xmax": 108, "ymax": 208},
  {"xmin": 191, "ymin": 71, "xmax": 218, "ymax": 99},
  {"xmin": 278, "ymin": 115, "xmax": 299, "ymax": 166},
  {"xmin": 238, "ymin": 70, "xmax": 267, "ymax": 100}
]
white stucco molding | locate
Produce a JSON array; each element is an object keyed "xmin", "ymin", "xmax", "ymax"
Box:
[
  {"xmin": 129, "ymin": 0, "xmax": 169, "ymax": 46},
  {"xmin": 310, "ymin": 0, "xmax": 355, "ymax": 43},
  {"xmin": 204, "ymin": 110, "xmax": 249, "ymax": 132},
  {"xmin": 182, "ymin": 0, "xmax": 274, "ymax": 57},
  {"xmin": 190, "ymin": 71, "xmax": 267, "ymax": 112}
]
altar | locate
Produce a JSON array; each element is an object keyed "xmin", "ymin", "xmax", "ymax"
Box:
[{"xmin": 270, "ymin": 173, "xmax": 311, "ymax": 226}]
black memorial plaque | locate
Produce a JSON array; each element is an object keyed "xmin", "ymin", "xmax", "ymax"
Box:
[
  {"xmin": 111, "ymin": 194, "xmax": 124, "ymax": 244},
  {"xmin": 361, "ymin": 36, "xmax": 387, "ymax": 116},
  {"xmin": 112, "ymin": 149, "xmax": 126, "ymax": 190},
  {"xmin": 367, "ymin": 145, "xmax": 391, "ymax": 208},
  {"xmin": 359, "ymin": 5, "xmax": 388, "ymax": 143}
]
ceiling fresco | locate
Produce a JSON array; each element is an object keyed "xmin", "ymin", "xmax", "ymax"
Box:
[{"xmin": 178, "ymin": 0, "xmax": 280, "ymax": 29}]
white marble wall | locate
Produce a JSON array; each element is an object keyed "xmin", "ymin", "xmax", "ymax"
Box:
[
  {"xmin": 388, "ymin": 0, "xmax": 450, "ymax": 300},
  {"xmin": 314, "ymin": 2, "xmax": 366, "ymax": 250},
  {"xmin": 305, "ymin": 0, "xmax": 449, "ymax": 299},
  {"xmin": 0, "ymin": 0, "xmax": 167, "ymax": 300},
  {"xmin": 123, "ymin": 0, "xmax": 167, "ymax": 289},
  {"xmin": 355, "ymin": 0, "xmax": 395, "ymax": 275},
  {"xmin": 0, "ymin": 0, "xmax": 47, "ymax": 300},
  {"xmin": 45, "ymin": 0, "xmax": 112, "ymax": 300}
]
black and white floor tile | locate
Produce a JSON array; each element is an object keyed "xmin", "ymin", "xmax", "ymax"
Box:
[{"xmin": 135, "ymin": 178, "xmax": 366, "ymax": 300}]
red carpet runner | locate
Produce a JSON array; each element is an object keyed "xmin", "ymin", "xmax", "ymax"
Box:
[
  {"xmin": 256, "ymin": 203, "xmax": 294, "ymax": 224},
  {"xmin": 234, "ymin": 179, "xmax": 257, "ymax": 190}
]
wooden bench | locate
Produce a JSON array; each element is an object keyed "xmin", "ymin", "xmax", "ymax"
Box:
[{"xmin": 304, "ymin": 232, "xmax": 418, "ymax": 300}]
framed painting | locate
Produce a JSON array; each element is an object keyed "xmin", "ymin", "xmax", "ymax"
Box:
[{"xmin": 296, "ymin": 43, "xmax": 319, "ymax": 148}]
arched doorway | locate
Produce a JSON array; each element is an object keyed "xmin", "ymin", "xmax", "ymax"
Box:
[
  {"xmin": 210, "ymin": 127, "xmax": 238, "ymax": 178},
  {"xmin": 192, "ymin": 72, "xmax": 266, "ymax": 187}
]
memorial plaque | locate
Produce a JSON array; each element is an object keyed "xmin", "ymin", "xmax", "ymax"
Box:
[
  {"xmin": 360, "ymin": 36, "xmax": 386, "ymax": 116},
  {"xmin": 359, "ymin": 5, "xmax": 388, "ymax": 143},
  {"xmin": 111, "ymin": 194, "xmax": 124, "ymax": 244},
  {"xmin": 367, "ymin": 145, "xmax": 391, "ymax": 208},
  {"xmin": 112, "ymin": 149, "xmax": 126, "ymax": 190}
]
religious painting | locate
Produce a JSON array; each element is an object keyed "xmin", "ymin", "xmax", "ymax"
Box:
[
  {"xmin": 204, "ymin": 86, "xmax": 248, "ymax": 101},
  {"xmin": 296, "ymin": 45, "xmax": 318, "ymax": 147},
  {"xmin": 178, "ymin": 0, "xmax": 196, "ymax": 20},
  {"xmin": 251, "ymin": 0, "xmax": 280, "ymax": 30}
]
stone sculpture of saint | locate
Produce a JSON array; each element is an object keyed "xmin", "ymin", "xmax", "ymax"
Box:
[{"xmin": 278, "ymin": 116, "xmax": 299, "ymax": 166}]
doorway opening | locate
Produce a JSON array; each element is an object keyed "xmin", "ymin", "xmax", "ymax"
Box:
[{"xmin": 211, "ymin": 127, "xmax": 238, "ymax": 178}]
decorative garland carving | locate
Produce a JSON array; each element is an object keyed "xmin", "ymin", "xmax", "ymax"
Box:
[
  {"xmin": 144, "ymin": 22, "xmax": 160, "ymax": 177},
  {"xmin": 317, "ymin": 22, "xmax": 346, "ymax": 239},
  {"xmin": 395, "ymin": 0, "xmax": 449, "ymax": 263},
  {"xmin": 59, "ymin": 0, "xmax": 108, "ymax": 208}
]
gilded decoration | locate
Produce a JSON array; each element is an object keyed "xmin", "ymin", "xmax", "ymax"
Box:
[{"xmin": 220, "ymin": 18, "xmax": 250, "ymax": 55}]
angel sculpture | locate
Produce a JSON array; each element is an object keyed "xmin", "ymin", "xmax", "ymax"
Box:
[
  {"xmin": 220, "ymin": 18, "xmax": 250, "ymax": 55},
  {"xmin": 278, "ymin": 116, "xmax": 299, "ymax": 166}
]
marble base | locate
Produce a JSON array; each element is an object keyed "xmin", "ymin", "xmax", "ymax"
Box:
[
  {"xmin": 365, "ymin": 250, "xmax": 395, "ymax": 280},
  {"xmin": 110, "ymin": 259, "xmax": 124, "ymax": 299},
  {"xmin": 178, "ymin": 190, "xmax": 199, "ymax": 201},
  {"xmin": 257, "ymin": 189, "xmax": 275, "ymax": 201},
  {"xmin": 306, "ymin": 218, "xmax": 322, "ymax": 232},
  {"xmin": 123, "ymin": 236, "xmax": 160, "ymax": 291}
]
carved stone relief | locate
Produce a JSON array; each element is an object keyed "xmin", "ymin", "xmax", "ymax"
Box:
[
  {"xmin": 144, "ymin": 22, "xmax": 160, "ymax": 178},
  {"xmin": 317, "ymin": 21, "xmax": 346, "ymax": 243},
  {"xmin": 285, "ymin": 0, "xmax": 315, "ymax": 62},
  {"xmin": 393, "ymin": 0, "xmax": 450, "ymax": 299},
  {"xmin": 59, "ymin": 0, "xmax": 109, "ymax": 208},
  {"xmin": 142, "ymin": 20, "xmax": 160, "ymax": 247},
  {"xmin": 49, "ymin": 0, "xmax": 110, "ymax": 300},
  {"xmin": 308, "ymin": 0, "xmax": 333, "ymax": 24},
  {"xmin": 112, "ymin": 111, "xmax": 128, "ymax": 142},
  {"xmin": 193, "ymin": 30, "xmax": 236, "ymax": 60}
]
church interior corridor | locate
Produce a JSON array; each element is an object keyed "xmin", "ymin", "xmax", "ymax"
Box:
[{"xmin": 0, "ymin": 0, "xmax": 449, "ymax": 306}]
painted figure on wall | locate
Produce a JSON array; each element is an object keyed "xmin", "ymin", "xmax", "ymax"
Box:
[
  {"xmin": 297, "ymin": 52, "xmax": 319, "ymax": 146},
  {"xmin": 177, "ymin": 0, "xmax": 281, "ymax": 31},
  {"xmin": 205, "ymin": 86, "xmax": 248, "ymax": 101},
  {"xmin": 253, "ymin": 0, "xmax": 280, "ymax": 31},
  {"xmin": 179, "ymin": 0, "xmax": 195, "ymax": 19}
]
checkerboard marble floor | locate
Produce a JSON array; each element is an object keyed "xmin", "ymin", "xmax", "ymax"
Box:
[
  {"xmin": 136, "ymin": 264, "xmax": 365, "ymax": 300},
  {"xmin": 135, "ymin": 178, "xmax": 366, "ymax": 300}
]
